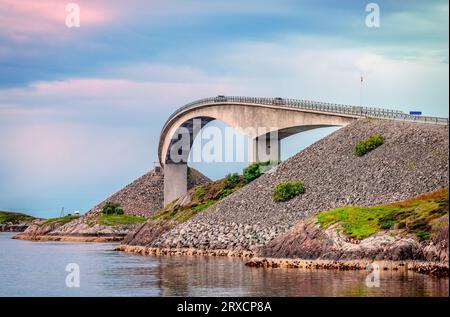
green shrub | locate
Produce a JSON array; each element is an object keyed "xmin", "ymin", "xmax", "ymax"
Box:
[
  {"xmin": 115, "ymin": 208, "xmax": 124, "ymax": 215},
  {"xmin": 273, "ymin": 181, "xmax": 305, "ymax": 202},
  {"xmin": 354, "ymin": 134, "xmax": 385, "ymax": 156},
  {"xmin": 217, "ymin": 188, "xmax": 232, "ymax": 199},
  {"xmin": 224, "ymin": 173, "xmax": 241, "ymax": 189},
  {"xmin": 102, "ymin": 202, "xmax": 124, "ymax": 215},
  {"xmin": 243, "ymin": 161, "xmax": 271, "ymax": 183}
]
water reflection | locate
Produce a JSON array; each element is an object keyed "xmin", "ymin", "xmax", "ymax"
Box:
[
  {"xmin": 147, "ymin": 255, "xmax": 448, "ymax": 297},
  {"xmin": 0, "ymin": 233, "xmax": 447, "ymax": 297}
]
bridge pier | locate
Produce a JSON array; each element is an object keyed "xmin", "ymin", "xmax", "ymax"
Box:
[
  {"xmin": 163, "ymin": 136, "xmax": 281, "ymax": 206},
  {"xmin": 164, "ymin": 163, "xmax": 187, "ymax": 205},
  {"xmin": 250, "ymin": 135, "xmax": 281, "ymax": 163}
]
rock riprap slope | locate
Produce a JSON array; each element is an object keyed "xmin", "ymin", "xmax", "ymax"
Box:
[
  {"xmin": 90, "ymin": 167, "xmax": 211, "ymax": 216},
  {"xmin": 123, "ymin": 119, "xmax": 449, "ymax": 251}
]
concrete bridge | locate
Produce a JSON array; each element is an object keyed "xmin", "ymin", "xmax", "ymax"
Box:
[{"xmin": 158, "ymin": 96, "xmax": 448, "ymax": 205}]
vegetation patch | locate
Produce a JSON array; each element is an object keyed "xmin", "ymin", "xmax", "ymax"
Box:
[
  {"xmin": 354, "ymin": 134, "xmax": 385, "ymax": 156},
  {"xmin": 243, "ymin": 161, "xmax": 274, "ymax": 183},
  {"xmin": 273, "ymin": 181, "xmax": 305, "ymax": 202},
  {"xmin": 224, "ymin": 173, "xmax": 241, "ymax": 189},
  {"xmin": 101, "ymin": 202, "xmax": 124, "ymax": 215},
  {"xmin": 152, "ymin": 173, "xmax": 246, "ymax": 223},
  {"xmin": 97, "ymin": 214, "xmax": 147, "ymax": 227},
  {"xmin": 0, "ymin": 211, "xmax": 35, "ymax": 224},
  {"xmin": 316, "ymin": 188, "xmax": 449, "ymax": 240},
  {"xmin": 40, "ymin": 215, "xmax": 80, "ymax": 227},
  {"xmin": 193, "ymin": 187, "xmax": 206, "ymax": 199}
]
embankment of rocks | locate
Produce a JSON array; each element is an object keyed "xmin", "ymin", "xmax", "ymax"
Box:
[{"xmin": 89, "ymin": 167, "xmax": 210, "ymax": 217}]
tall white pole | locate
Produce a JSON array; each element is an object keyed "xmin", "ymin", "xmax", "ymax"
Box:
[{"xmin": 360, "ymin": 72, "xmax": 364, "ymax": 107}]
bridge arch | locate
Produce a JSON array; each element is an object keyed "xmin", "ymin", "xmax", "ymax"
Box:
[{"xmin": 158, "ymin": 97, "xmax": 366, "ymax": 205}]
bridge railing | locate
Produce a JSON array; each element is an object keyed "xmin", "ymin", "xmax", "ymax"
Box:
[{"xmin": 162, "ymin": 96, "xmax": 449, "ymax": 132}]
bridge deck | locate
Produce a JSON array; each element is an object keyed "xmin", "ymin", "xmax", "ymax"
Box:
[{"xmin": 161, "ymin": 96, "xmax": 449, "ymax": 135}]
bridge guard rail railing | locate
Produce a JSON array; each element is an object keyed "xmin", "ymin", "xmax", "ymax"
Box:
[{"xmin": 161, "ymin": 96, "xmax": 449, "ymax": 134}]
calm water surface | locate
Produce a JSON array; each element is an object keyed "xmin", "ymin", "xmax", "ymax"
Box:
[{"xmin": 0, "ymin": 232, "xmax": 448, "ymax": 297}]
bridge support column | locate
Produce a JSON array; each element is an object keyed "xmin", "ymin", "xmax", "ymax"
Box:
[
  {"xmin": 250, "ymin": 135, "xmax": 280, "ymax": 163},
  {"xmin": 164, "ymin": 163, "xmax": 187, "ymax": 205}
]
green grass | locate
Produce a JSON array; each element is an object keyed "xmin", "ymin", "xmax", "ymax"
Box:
[
  {"xmin": 193, "ymin": 187, "xmax": 207, "ymax": 199},
  {"xmin": 316, "ymin": 188, "xmax": 449, "ymax": 240},
  {"xmin": 40, "ymin": 215, "xmax": 80, "ymax": 227},
  {"xmin": 96, "ymin": 214, "xmax": 147, "ymax": 226},
  {"xmin": 0, "ymin": 211, "xmax": 35, "ymax": 224},
  {"xmin": 191, "ymin": 200, "xmax": 216, "ymax": 213}
]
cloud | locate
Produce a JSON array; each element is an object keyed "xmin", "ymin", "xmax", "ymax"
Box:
[
  {"xmin": 0, "ymin": 0, "xmax": 113, "ymax": 41},
  {"xmin": 201, "ymin": 36, "xmax": 448, "ymax": 117},
  {"xmin": 1, "ymin": 0, "xmax": 447, "ymax": 87},
  {"xmin": 0, "ymin": 75, "xmax": 244, "ymax": 120},
  {"xmin": 0, "ymin": 122, "xmax": 144, "ymax": 181}
]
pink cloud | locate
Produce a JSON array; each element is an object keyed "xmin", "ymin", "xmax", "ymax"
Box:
[
  {"xmin": 0, "ymin": 121, "xmax": 150, "ymax": 187},
  {"xmin": 0, "ymin": 75, "xmax": 244, "ymax": 114},
  {"xmin": 0, "ymin": 0, "xmax": 114, "ymax": 41}
]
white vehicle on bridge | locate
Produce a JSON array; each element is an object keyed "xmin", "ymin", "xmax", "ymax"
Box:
[{"xmin": 272, "ymin": 97, "xmax": 286, "ymax": 105}]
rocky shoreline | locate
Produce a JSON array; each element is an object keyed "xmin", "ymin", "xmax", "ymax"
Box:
[
  {"xmin": 0, "ymin": 223, "xmax": 30, "ymax": 232},
  {"xmin": 245, "ymin": 257, "xmax": 449, "ymax": 278},
  {"xmin": 115, "ymin": 244, "xmax": 255, "ymax": 258},
  {"xmin": 12, "ymin": 216, "xmax": 133, "ymax": 242},
  {"xmin": 115, "ymin": 244, "xmax": 449, "ymax": 278},
  {"xmin": 13, "ymin": 234, "xmax": 124, "ymax": 242}
]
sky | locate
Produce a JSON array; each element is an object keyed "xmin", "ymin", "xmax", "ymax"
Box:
[{"xmin": 0, "ymin": 0, "xmax": 448, "ymax": 218}]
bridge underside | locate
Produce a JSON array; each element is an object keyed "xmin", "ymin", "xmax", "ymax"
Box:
[
  {"xmin": 161, "ymin": 103, "xmax": 358, "ymax": 205},
  {"xmin": 162, "ymin": 123, "xmax": 342, "ymax": 204}
]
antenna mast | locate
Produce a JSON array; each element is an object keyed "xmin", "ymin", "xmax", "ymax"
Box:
[{"xmin": 360, "ymin": 72, "xmax": 363, "ymax": 107}]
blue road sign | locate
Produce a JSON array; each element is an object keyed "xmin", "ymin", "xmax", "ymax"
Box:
[{"xmin": 409, "ymin": 111, "xmax": 422, "ymax": 116}]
